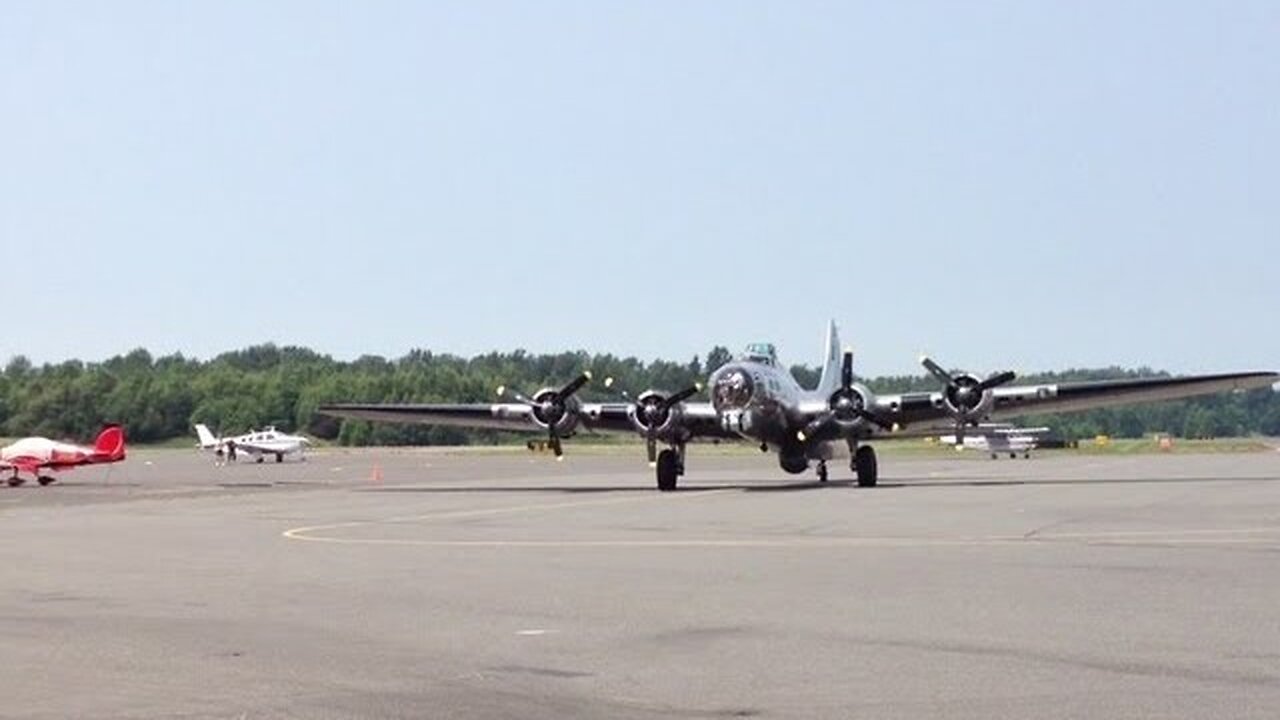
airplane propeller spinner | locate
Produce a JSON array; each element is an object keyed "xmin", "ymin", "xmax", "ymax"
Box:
[
  {"xmin": 796, "ymin": 349, "xmax": 891, "ymax": 442},
  {"xmin": 920, "ymin": 355, "xmax": 1016, "ymax": 448},
  {"xmin": 630, "ymin": 384, "xmax": 701, "ymax": 465},
  {"xmin": 497, "ymin": 371, "xmax": 593, "ymax": 459}
]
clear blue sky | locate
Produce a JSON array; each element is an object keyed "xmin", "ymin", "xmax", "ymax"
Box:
[{"xmin": 2, "ymin": 1, "xmax": 1276, "ymax": 377}]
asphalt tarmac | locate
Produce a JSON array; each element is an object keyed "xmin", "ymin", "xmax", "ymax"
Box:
[{"xmin": 2, "ymin": 446, "xmax": 1279, "ymax": 719}]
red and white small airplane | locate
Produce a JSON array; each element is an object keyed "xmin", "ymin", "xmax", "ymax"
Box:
[{"xmin": 0, "ymin": 425, "xmax": 127, "ymax": 487}]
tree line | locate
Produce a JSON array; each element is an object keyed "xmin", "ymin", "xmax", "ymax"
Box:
[{"xmin": 1, "ymin": 345, "xmax": 1276, "ymax": 445}]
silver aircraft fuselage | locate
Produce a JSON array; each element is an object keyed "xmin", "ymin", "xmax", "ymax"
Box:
[{"xmin": 707, "ymin": 343, "xmax": 872, "ymax": 459}]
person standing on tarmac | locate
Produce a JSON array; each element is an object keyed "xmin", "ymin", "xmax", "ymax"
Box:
[{"xmin": 226, "ymin": 439, "xmax": 238, "ymax": 463}]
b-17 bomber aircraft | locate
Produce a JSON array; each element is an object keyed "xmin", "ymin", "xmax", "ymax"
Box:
[
  {"xmin": 195, "ymin": 424, "xmax": 311, "ymax": 463},
  {"xmin": 1, "ymin": 425, "xmax": 127, "ymax": 487},
  {"xmin": 319, "ymin": 323, "xmax": 1277, "ymax": 491}
]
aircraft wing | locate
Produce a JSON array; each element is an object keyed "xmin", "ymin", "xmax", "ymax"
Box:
[
  {"xmin": 869, "ymin": 371, "xmax": 1278, "ymax": 434},
  {"xmin": 321, "ymin": 402, "xmax": 615, "ymax": 432},
  {"xmin": 322, "ymin": 372, "xmax": 1276, "ymax": 444},
  {"xmin": 319, "ymin": 401, "xmax": 739, "ymax": 440}
]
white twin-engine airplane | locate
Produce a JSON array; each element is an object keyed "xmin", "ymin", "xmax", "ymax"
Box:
[
  {"xmin": 940, "ymin": 423, "xmax": 1050, "ymax": 458},
  {"xmin": 319, "ymin": 323, "xmax": 1277, "ymax": 491},
  {"xmin": 194, "ymin": 424, "xmax": 311, "ymax": 463}
]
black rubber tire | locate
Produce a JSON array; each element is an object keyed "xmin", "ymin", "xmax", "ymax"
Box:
[
  {"xmin": 656, "ymin": 449, "xmax": 678, "ymax": 492},
  {"xmin": 817, "ymin": 464, "xmax": 828, "ymax": 482},
  {"xmin": 37, "ymin": 476, "xmax": 56, "ymax": 486},
  {"xmin": 854, "ymin": 446, "xmax": 878, "ymax": 488},
  {"xmin": 8, "ymin": 477, "xmax": 25, "ymax": 487},
  {"xmin": 276, "ymin": 453, "xmax": 284, "ymax": 463}
]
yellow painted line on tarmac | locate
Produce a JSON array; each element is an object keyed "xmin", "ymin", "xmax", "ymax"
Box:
[
  {"xmin": 284, "ymin": 516, "xmax": 1280, "ymax": 550},
  {"xmin": 1083, "ymin": 538, "xmax": 1280, "ymax": 546},
  {"xmin": 1033, "ymin": 527, "xmax": 1278, "ymax": 540},
  {"xmin": 282, "ymin": 489, "xmax": 730, "ymax": 543},
  {"xmin": 281, "ymin": 536, "xmax": 1017, "ymax": 549},
  {"xmin": 279, "ymin": 531, "xmax": 1280, "ymax": 550},
  {"xmin": 283, "ymin": 487, "xmax": 1280, "ymax": 550},
  {"xmin": 1026, "ymin": 527, "xmax": 1280, "ymax": 548}
]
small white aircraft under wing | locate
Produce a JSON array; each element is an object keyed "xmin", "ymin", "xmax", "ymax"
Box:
[
  {"xmin": 195, "ymin": 424, "xmax": 310, "ymax": 463},
  {"xmin": 939, "ymin": 423, "xmax": 1050, "ymax": 458},
  {"xmin": 319, "ymin": 322, "xmax": 1277, "ymax": 491}
]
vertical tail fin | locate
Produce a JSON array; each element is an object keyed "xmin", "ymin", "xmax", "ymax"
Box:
[
  {"xmin": 194, "ymin": 424, "xmax": 219, "ymax": 449},
  {"xmin": 814, "ymin": 320, "xmax": 843, "ymax": 395},
  {"xmin": 92, "ymin": 425, "xmax": 126, "ymax": 461}
]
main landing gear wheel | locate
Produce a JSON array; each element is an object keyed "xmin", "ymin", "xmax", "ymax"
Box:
[
  {"xmin": 8, "ymin": 476, "xmax": 25, "ymax": 487},
  {"xmin": 816, "ymin": 460, "xmax": 829, "ymax": 483},
  {"xmin": 656, "ymin": 449, "xmax": 679, "ymax": 492},
  {"xmin": 854, "ymin": 446, "xmax": 878, "ymax": 488},
  {"xmin": 37, "ymin": 476, "xmax": 57, "ymax": 486},
  {"xmin": 276, "ymin": 453, "xmax": 284, "ymax": 463}
]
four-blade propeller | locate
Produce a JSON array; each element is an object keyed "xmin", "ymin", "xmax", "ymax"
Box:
[{"xmin": 920, "ymin": 355, "xmax": 1016, "ymax": 447}]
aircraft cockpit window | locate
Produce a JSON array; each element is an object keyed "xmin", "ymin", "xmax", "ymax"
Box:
[{"xmin": 741, "ymin": 342, "xmax": 777, "ymax": 366}]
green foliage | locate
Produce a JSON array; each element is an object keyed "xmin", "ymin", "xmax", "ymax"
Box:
[{"xmin": 0, "ymin": 347, "xmax": 1275, "ymax": 445}]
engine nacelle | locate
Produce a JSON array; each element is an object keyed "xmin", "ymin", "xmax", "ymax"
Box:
[
  {"xmin": 828, "ymin": 383, "xmax": 876, "ymax": 431},
  {"xmin": 629, "ymin": 390, "xmax": 681, "ymax": 439},
  {"xmin": 528, "ymin": 387, "xmax": 581, "ymax": 436},
  {"xmin": 939, "ymin": 373, "xmax": 995, "ymax": 421}
]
